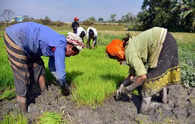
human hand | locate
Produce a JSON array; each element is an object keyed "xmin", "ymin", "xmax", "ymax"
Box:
[{"xmin": 115, "ymin": 84, "xmax": 127, "ymax": 100}]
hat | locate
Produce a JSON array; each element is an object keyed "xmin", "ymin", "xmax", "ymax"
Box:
[
  {"xmin": 74, "ymin": 17, "xmax": 79, "ymax": 21},
  {"xmin": 66, "ymin": 32, "xmax": 85, "ymax": 51},
  {"xmin": 106, "ymin": 39, "xmax": 125, "ymax": 60}
]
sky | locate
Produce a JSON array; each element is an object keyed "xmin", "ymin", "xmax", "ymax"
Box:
[{"xmin": 0, "ymin": 0, "xmax": 144, "ymax": 22}]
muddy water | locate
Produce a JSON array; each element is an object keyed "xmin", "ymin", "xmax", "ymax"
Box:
[{"xmin": 0, "ymin": 84, "xmax": 195, "ymax": 124}]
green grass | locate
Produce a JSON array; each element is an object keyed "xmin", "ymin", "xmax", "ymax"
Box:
[
  {"xmin": 0, "ymin": 112, "xmax": 68, "ymax": 124},
  {"xmin": 0, "ymin": 30, "xmax": 194, "ymax": 106},
  {"xmin": 37, "ymin": 112, "xmax": 67, "ymax": 124},
  {"xmin": 0, "ymin": 37, "xmax": 14, "ymax": 88},
  {"xmin": 0, "ymin": 113, "xmax": 28, "ymax": 124},
  {"xmin": 66, "ymin": 47, "xmax": 128, "ymax": 106}
]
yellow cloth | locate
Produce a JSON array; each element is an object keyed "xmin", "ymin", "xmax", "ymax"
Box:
[{"xmin": 143, "ymin": 66, "xmax": 181, "ymax": 97}]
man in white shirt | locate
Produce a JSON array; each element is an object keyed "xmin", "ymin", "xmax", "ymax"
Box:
[
  {"xmin": 87, "ymin": 27, "xmax": 98, "ymax": 48},
  {"xmin": 76, "ymin": 27, "xmax": 86, "ymax": 42}
]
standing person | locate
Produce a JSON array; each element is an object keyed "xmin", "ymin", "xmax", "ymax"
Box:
[
  {"xmin": 76, "ymin": 26, "xmax": 86, "ymax": 42},
  {"xmin": 72, "ymin": 17, "xmax": 80, "ymax": 34},
  {"xmin": 3, "ymin": 22, "xmax": 84, "ymax": 113},
  {"xmin": 86, "ymin": 27, "xmax": 97, "ymax": 48},
  {"xmin": 106, "ymin": 27, "xmax": 181, "ymax": 113}
]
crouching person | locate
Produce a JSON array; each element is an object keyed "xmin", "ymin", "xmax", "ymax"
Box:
[
  {"xmin": 76, "ymin": 26, "xmax": 86, "ymax": 42},
  {"xmin": 87, "ymin": 27, "xmax": 97, "ymax": 49},
  {"xmin": 4, "ymin": 22, "xmax": 84, "ymax": 113},
  {"xmin": 106, "ymin": 27, "xmax": 181, "ymax": 114}
]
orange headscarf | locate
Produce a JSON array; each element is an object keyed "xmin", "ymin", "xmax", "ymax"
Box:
[{"xmin": 106, "ymin": 39, "xmax": 125, "ymax": 60}]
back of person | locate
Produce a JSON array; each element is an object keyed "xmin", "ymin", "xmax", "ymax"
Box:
[
  {"xmin": 76, "ymin": 27, "xmax": 86, "ymax": 41},
  {"xmin": 87, "ymin": 27, "xmax": 97, "ymax": 38},
  {"xmin": 72, "ymin": 17, "xmax": 80, "ymax": 33},
  {"xmin": 125, "ymin": 27, "xmax": 167, "ymax": 68},
  {"xmin": 6, "ymin": 22, "xmax": 66, "ymax": 58}
]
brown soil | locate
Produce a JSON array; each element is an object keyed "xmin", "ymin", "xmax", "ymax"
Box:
[{"xmin": 0, "ymin": 84, "xmax": 195, "ymax": 124}]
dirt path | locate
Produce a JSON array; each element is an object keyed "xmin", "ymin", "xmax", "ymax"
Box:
[{"xmin": 1, "ymin": 84, "xmax": 195, "ymax": 124}]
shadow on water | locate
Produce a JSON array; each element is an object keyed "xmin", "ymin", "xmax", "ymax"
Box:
[{"xmin": 27, "ymin": 68, "xmax": 83, "ymax": 106}]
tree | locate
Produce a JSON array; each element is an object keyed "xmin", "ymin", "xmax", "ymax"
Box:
[
  {"xmin": 88, "ymin": 16, "xmax": 96, "ymax": 22},
  {"xmin": 120, "ymin": 12, "xmax": 136, "ymax": 23},
  {"xmin": 83, "ymin": 17, "xmax": 96, "ymax": 26},
  {"xmin": 98, "ymin": 17, "xmax": 104, "ymax": 22},
  {"xmin": 23, "ymin": 15, "xmax": 34, "ymax": 22},
  {"xmin": 137, "ymin": 0, "xmax": 195, "ymax": 32},
  {"xmin": 110, "ymin": 14, "xmax": 117, "ymax": 22},
  {"xmin": 40, "ymin": 16, "xmax": 51, "ymax": 25},
  {"xmin": 176, "ymin": 0, "xmax": 195, "ymax": 31},
  {"xmin": 0, "ymin": 9, "xmax": 15, "ymax": 26}
]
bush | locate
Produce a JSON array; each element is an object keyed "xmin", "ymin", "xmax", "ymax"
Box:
[{"xmin": 178, "ymin": 43, "xmax": 195, "ymax": 87}]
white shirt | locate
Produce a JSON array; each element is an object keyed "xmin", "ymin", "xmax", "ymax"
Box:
[
  {"xmin": 76, "ymin": 27, "xmax": 86, "ymax": 37},
  {"xmin": 87, "ymin": 27, "xmax": 98, "ymax": 38}
]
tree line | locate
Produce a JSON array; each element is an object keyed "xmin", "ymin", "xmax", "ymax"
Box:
[{"xmin": 0, "ymin": 0, "xmax": 194, "ymax": 32}]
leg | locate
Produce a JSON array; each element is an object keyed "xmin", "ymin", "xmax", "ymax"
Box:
[
  {"xmin": 39, "ymin": 75, "xmax": 46, "ymax": 92},
  {"xmin": 162, "ymin": 87, "xmax": 168, "ymax": 104},
  {"xmin": 87, "ymin": 37, "xmax": 91, "ymax": 49},
  {"xmin": 16, "ymin": 96, "xmax": 27, "ymax": 113},
  {"xmin": 33, "ymin": 58, "xmax": 46, "ymax": 92},
  {"xmin": 4, "ymin": 33, "xmax": 30, "ymax": 113},
  {"xmin": 92, "ymin": 37, "xmax": 97, "ymax": 48},
  {"xmin": 140, "ymin": 97, "xmax": 152, "ymax": 113}
]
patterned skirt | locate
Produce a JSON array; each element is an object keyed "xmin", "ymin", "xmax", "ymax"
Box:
[
  {"xmin": 143, "ymin": 33, "xmax": 181, "ymax": 97},
  {"xmin": 3, "ymin": 32, "xmax": 45, "ymax": 97}
]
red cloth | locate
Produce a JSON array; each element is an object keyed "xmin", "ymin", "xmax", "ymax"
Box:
[{"xmin": 106, "ymin": 39, "xmax": 125, "ymax": 60}]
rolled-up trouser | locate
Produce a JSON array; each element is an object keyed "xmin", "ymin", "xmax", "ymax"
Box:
[{"xmin": 3, "ymin": 32, "xmax": 45, "ymax": 97}]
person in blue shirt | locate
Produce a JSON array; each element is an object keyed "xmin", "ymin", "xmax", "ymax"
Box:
[{"xmin": 3, "ymin": 22, "xmax": 84, "ymax": 113}]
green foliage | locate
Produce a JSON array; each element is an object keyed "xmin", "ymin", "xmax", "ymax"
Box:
[
  {"xmin": 40, "ymin": 16, "xmax": 51, "ymax": 25},
  {"xmin": 0, "ymin": 37, "xmax": 14, "ymax": 89},
  {"xmin": 0, "ymin": 89, "xmax": 15, "ymax": 100},
  {"xmin": 0, "ymin": 113, "xmax": 28, "ymax": 124},
  {"xmin": 178, "ymin": 41, "xmax": 195, "ymax": 87},
  {"xmin": 67, "ymin": 46, "xmax": 128, "ymax": 106},
  {"xmin": 38, "ymin": 112, "xmax": 66, "ymax": 124},
  {"xmin": 98, "ymin": 17, "xmax": 104, "ymax": 22},
  {"xmin": 138, "ymin": 0, "xmax": 195, "ymax": 32},
  {"xmin": 110, "ymin": 14, "xmax": 117, "ymax": 22}
]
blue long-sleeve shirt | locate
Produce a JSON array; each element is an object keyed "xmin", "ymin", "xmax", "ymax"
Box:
[{"xmin": 6, "ymin": 22, "xmax": 66, "ymax": 85}]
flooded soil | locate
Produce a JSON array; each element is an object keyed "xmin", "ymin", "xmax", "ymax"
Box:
[{"xmin": 0, "ymin": 84, "xmax": 195, "ymax": 124}]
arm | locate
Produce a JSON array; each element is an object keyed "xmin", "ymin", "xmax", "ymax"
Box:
[
  {"xmin": 125, "ymin": 74, "xmax": 147, "ymax": 91},
  {"xmin": 54, "ymin": 46, "xmax": 66, "ymax": 86},
  {"xmin": 118, "ymin": 54, "xmax": 147, "ymax": 93},
  {"xmin": 125, "ymin": 56, "xmax": 147, "ymax": 92}
]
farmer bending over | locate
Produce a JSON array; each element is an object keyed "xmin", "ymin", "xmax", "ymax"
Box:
[
  {"xmin": 106, "ymin": 27, "xmax": 181, "ymax": 113},
  {"xmin": 3, "ymin": 22, "xmax": 84, "ymax": 113},
  {"xmin": 76, "ymin": 26, "xmax": 86, "ymax": 42},
  {"xmin": 86, "ymin": 27, "xmax": 98, "ymax": 48},
  {"xmin": 72, "ymin": 17, "xmax": 80, "ymax": 34}
]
